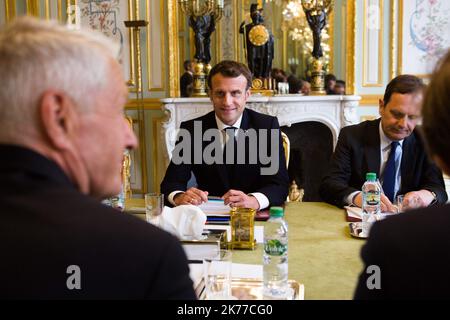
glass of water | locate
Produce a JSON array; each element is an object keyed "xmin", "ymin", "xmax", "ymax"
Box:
[{"xmin": 145, "ymin": 193, "xmax": 163, "ymax": 225}]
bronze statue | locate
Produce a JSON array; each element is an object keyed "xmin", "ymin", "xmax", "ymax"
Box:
[
  {"xmin": 239, "ymin": 4, "xmax": 274, "ymax": 79},
  {"xmin": 304, "ymin": 9, "xmax": 327, "ymax": 59},
  {"xmin": 203, "ymin": 14, "xmax": 216, "ymax": 65},
  {"xmin": 188, "ymin": 14, "xmax": 216, "ymax": 64},
  {"xmin": 189, "ymin": 14, "xmax": 214, "ymax": 63}
]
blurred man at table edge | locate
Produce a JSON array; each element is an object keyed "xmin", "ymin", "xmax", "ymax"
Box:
[
  {"xmin": 0, "ymin": 17, "xmax": 195, "ymax": 299},
  {"xmin": 355, "ymin": 50, "xmax": 450, "ymax": 299},
  {"xmin": 320, "ymin": 74, "xmax": 447, "ymax": 212},
  {"xmin": 161, "ymin": 60, "xmax": 289, "ymax": 210}
]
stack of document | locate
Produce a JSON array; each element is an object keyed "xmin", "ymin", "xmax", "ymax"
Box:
[
  {"xmin": 182, "ymin": 229, "xmax": 227, "ymax": 263},
  {"xmin": 198, "ymin": 197, "xmax": 231, "ymax": 224}
]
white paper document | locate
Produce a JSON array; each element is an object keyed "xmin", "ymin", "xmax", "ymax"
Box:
[
  {"xmin": 232, "ymin": 263, "xmax": 263, "ymax": 279},
  {"xmin": 198, "ymin": 197, "xmax": 231, "ymax": 216},
  {"xmin": 344, "ymin": 206, "xmax": 398, "ymax": 220}
]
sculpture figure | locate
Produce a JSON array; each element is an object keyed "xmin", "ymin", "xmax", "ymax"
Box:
[
  {"xmin": 203, "ymin": 14, "xmax": 216, "ymax": 65},
  {"xmin": 189, "ymin": 15, "xmax": 211, "ymax": 62},
  {"xmin": 239, "ymin": 4, "xmax": 274, "ymax": 79},
  {"xmin": 304, "ymin": 9, "xmax": 327, "ymax": 59},
  {"xmin": 189, "ymin": 14, "xmax": 216, "ymax": 64}
]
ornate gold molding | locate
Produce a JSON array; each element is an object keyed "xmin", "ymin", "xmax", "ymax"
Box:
[
  {"xmin": 26, "ymin": 0, "xmax": 40, "ymax": 17},
  {"xmin": 167, "ymin": 0, "xmax": 180, "ymax": 97},
  {"xmin": 152, "ymin": 116, "xmax": 166, "ymax": 193},
  {"xmin": 345, "ymin": 0, "xmax": 356, "ymax": 94},
  {"xmin": 362, "ymin": 0, "xmax": 384, "ymax": 87},
  {"xmin": 146, "ymin": 0, "xmax": 166, "ymax": 92},
  {"xmin": 125, "ymin": 98, "xmax": 163, "ymax": 110},
  {"xmin": 5, "ymin": 0, "xmax": 16, "ymax": 22},
  {"xmin": 389, "ymin": 0, "xmax": 396, "ymax": 80},
  {"xmin": 57, "ymin": 0, "xmax": 63, "ymax": 21},
  {"xmin": 282, "ymin": 29, "xmax": 287, "ymax": 71},
  {"xmin": 44, "ymin": 0, "xmax": 50, "ymax": 20},
  {"xmin": 397, "ymin": 0, "xmax": 403, "ymax": 76},
  {"xmin": 127, "ymin": 0, "xmax": 137, "ymax": 90},
  {"xmin": 328, "ymin": 9, "xmax": 334, "ymax": 73},
  {"xmin": 134, "ymin": 1, "xmax": 143, "ymax": 93},
  {"xmin": 126, "ymin": 113, "xmax": 148, "ymax": 194},
  {"xmin": 359, "ymin": 94, "xmax": 382, "ymax": 106}
]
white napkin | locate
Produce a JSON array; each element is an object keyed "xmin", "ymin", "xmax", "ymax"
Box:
[
  {"xmin": 344, "ymin": 206, "xmax": 362, "ymax": 219},
  {"xmin": 159, "ymin": 205, "xmax": 207, "ymax": 240}
]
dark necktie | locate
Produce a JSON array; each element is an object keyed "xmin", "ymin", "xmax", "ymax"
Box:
[
  {"xmin": 223, "ymin": 127, "xmax": 237, "ymax": 181},
  {"xmin": 382, "ymin": 141, "xmax": 400, "ymax": 202}
]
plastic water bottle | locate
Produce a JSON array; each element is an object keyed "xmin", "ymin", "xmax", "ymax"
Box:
[
  {"xmin": 263, "ymin": 206, "xmax": 290, "ymax": 299},
  {"xmin": 362, "ymin": 172, "xmax": 381, "ymax": 236}
]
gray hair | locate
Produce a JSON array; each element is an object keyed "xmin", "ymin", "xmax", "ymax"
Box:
[{"xmin": 0, "ymin": 16, "xmax": 120, "ymax": 141}]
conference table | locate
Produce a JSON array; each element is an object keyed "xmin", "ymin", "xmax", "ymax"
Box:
[{"xmin": 125, "ymin": 200, "xmax": 365, "ymax": 300}]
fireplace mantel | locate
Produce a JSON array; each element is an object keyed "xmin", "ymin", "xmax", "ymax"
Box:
[{"xmin": 160, "ymin": 95, "xmax": 361, "ymax": 165}]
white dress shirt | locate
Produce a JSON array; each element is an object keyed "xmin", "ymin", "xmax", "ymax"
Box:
[{"xmin": 346, "ymin": 121, "xmax": 403, "ymax": 205}]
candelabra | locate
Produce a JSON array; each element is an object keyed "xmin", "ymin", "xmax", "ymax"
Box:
[
  {"xmin": 301, "ymin": 0, "xmax": 333, "ymax": 95},
  {"xmin": 179, "ymin": 0, "xmax": 224, "ymax": 96}
]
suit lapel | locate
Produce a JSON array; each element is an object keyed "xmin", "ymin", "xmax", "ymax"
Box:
[
  {"xmin": 364, "ymin": 119, "xmax": 381, "ymax": 177},
  {"xmin": 399, "ymin": 133, "xmax": 415, "ymax": 194},
  {"xmin": 239, "ymin": 109, "xmax": 251, "ymax": 131}
]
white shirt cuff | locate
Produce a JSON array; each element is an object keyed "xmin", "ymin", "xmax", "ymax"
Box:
[
  {"xmin": 249, "ymin": 192, "xmax": 269, "ymax": 210},
  {"xmin": 346, "ymin": 191, "xmax": 360, "ymax": 206},
  {"xmin": 168, "ymin": 191, "xmax": 184, "ymax": 206}
]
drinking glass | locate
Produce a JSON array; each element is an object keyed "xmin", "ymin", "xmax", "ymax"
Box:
[
  {"xmin": 395, "ymin": 195, "xmax": 404, "ymax": 213},
  {"xmin": 203, "ymin": 250, "xmax": 234, "ymax": 300},
  {"xmin": 145, "ymin": 193, "xmax": 163, "ymax": 225},
  {"xmin": 396, "ymin": 194, "xmax": 420, "ymax": 213}
]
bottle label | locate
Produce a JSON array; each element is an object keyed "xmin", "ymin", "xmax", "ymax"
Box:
[
  {"xmin": 264, "ymin": 239, "xmax": 287, "ymax": 256},
  {"xmin": 365, "ymin": 190, "xmax": 380, "ymax": 205}
]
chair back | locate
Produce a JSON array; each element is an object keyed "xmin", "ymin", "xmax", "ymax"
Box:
[
  {"xmin": 281, "ymin": 132, "xmax": 304, "ymax": 203},
  {"xmin": 281, "ymin": 131, "xmax": 290, "ymax": 168}
]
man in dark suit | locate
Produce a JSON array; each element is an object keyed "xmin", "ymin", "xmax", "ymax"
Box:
[
  {"xmin": 161, "ymin": 60, "xmax": 289, "ymax": 210},
  {"xmin": 354, "ymin": 50, "xmax": 450, "ymax": 299},
  {"xmin": 180, "ymin": 60, "xmax": 194, "ymax": 97},
  {"xmin": 0, "ymin": 17, "xmax": 195, "ymax": 299},
  {"xmin": 320, "ymin": 75, "xmax": 447, "ymax": 211}
]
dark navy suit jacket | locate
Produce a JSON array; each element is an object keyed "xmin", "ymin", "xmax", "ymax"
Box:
[
  {"xmin": 161, "ymin": 108, "xmax": 289, "ymax": 207},
  {"xmin": 319, "ymin": 119, "xmax": 447, "ymax": 207},
  {"xmin": 0, "ymin": 145, "xmax": 195, "ymax": 299}
]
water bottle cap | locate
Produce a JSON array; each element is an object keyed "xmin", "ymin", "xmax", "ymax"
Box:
[
  {"xmin": 269, "ymin": 206, "xmax": 284, "ymax": 217},
  {"xmin": 366, "ymin": 172, "xmax": 377, "ymax": 181}
]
